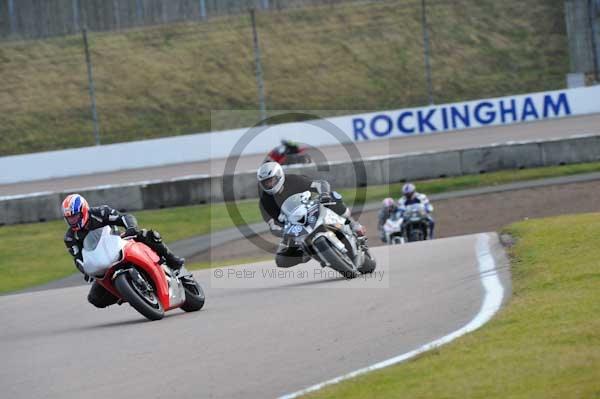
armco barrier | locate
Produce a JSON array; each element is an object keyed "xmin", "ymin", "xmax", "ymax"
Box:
[{"xmin": 2, "ymin": 135, "xmax": 599, "ymax": 225}]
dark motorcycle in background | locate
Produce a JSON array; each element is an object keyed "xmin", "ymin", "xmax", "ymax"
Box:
[
  {"xmin": 401, "ymin": 203, "xmax": 431, "ymax": 242},
  {"xmin": 279, "ymin": 191, "xmax": 376, "ymax": 279},
  {"xmin": 265, "ymin": 140, "xmax": 312, "ymax": 165}
]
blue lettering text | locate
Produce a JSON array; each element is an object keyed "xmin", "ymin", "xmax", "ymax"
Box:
[
  {"xmin": 543, "ymin": 93, "xmax": 571, "ymax": 118},
  {"xmin": 417, "ymin": 109, "xmax": 437, "ymax": 133},
  {"xmin": 441, "ymin": 107, "xmax": 449, "ymax": 130},
  {"xmin": 500, "ymin": 99, "xmax": 517, "ymax": 123},
  {"xmin": 352, "ymin": 118, "xmax": 368, "ymax": 141},
  {"xmin": 521, "ymin": 97, "xmax": 539, "ymax": 121},
  {"xmin": 397, "ymin": 111, "xmax": 415, "ymax": 134},
  {"xmin": 474, "ymin": 102, "xmax": 496, "ymax": 125},
  {"xmin": 370, "ymin": 114, "xmax": 393, "ymax": 137},
  {"xmin": 451, "ymin": 105, "xmax": 470, "ymax": 129}
]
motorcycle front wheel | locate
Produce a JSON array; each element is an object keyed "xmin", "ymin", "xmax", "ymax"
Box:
[
  {"xmin": 358, "ymin": 251, "xmax": 377, "ymax": 274},
  {"xmin": 180, "ymin": 278, "xmax": 205, "ymax": 312},
  {"xmin": 115, "ymin": 271, "xmax": 164, "ymax": 321},
  {"xmin": 313, "ymin": 236, "xmax": 359, "ymax": 279}
]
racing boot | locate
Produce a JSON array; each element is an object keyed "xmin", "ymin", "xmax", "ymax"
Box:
[
  {"xmin": 165, "ymin": 252, "xmax": 185, "ymax": 270},
  {"xmin": 140, "ymin": 229, "xmax": 184, "ymax": 270}
]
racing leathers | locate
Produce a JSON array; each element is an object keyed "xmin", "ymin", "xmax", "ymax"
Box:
[
  {"xmin": 64, "ymin": 205, "xmax": 183, "ymax": 308},
  {"xmin": 399, "ymin": 193, "xmax": 435, "ymax": 238},
  {"xmin": 259, "ymin": 174, "xmax": 354, "ymax": 268}
]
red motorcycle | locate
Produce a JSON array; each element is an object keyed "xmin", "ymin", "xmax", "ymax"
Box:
[
  {"xmin": 81, "ymin": 226, "xmax": 205, "ymax": 321},
  {"xmin": 265, "ymin": 140, "xmax": 312, "ymax": 165}
]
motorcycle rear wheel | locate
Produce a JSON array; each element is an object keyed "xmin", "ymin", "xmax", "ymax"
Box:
[
  {"xmin": 115, "ymin": 272, "xmax": 164, "ymax": 321},
  {"xmin": 313, "ymin": 236, "xmax": 359, "ymax": 279}
]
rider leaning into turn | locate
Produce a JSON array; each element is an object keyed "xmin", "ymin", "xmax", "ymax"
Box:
[
  {"xmin": 398, "ymin": 183, "xmax": 435, "ymax": 238},
  {"xmin": 257, "ymin": 161, "xmax": 366, "ymax": 268},
  {"xmin": 62, "ymin": 194, "xmax": 184, "ymax": 308},
  {"xmin": 377, "ymin": 197, "xmax": 400, "ymax": 243}
]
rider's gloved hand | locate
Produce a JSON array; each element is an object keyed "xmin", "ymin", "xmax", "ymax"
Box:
[
  {"xmin": 75, "ymin": 259, "xmax": 93, "ymax": 282},
  {"xmin": 121, "ymin": 227, "xmax": 139, "ymax": 239},
  {"xmin": 319, "ymin": 192, "xmax": 333, "ymax": 204}
]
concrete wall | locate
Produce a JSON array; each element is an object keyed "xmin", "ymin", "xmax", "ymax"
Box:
[{"xmin": 2, "ymin": 135, "xmax": 600, "ymax": 225}]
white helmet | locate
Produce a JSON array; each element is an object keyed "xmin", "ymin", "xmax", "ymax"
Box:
[
  {"xmin": 257, "ymin": 161, "xmax": 285, "ymax": 195},
  {"xmin": 402, "ymin": 183, "xmax": 416, "ymax": 196}
]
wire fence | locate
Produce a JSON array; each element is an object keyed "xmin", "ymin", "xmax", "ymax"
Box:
[
  {"xmin": 0, "ymin": 0, "xmax": 364, "ymax": 39},
  {"xmin": 0, "ymin": 0, "xmax": 569, "ymax": 156},
  {"xmin": 564, "ymin": 0, "xmax": 600, "ymax": 80}
]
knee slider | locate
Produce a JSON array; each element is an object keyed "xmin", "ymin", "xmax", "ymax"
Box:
[{"xmin": 88, "ymin": 294, "xmax": 107, "ymax": 308}]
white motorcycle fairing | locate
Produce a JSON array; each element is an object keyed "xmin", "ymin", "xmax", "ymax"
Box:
[{"xmin": 82, "ymin": 226, "xmax": 125, "ymax": 277}]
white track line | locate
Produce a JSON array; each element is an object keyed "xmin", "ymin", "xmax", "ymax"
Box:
[{"xmin": 278, "ymin": 233, "xmax": 505, "ymax": 399}]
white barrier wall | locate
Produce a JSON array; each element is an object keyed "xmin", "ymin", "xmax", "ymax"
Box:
[{"xmin": 1, "ymin": 86, "xmax": 600, "ymax": 184}]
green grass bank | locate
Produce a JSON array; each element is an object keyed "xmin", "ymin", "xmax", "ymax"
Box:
[{"xmin": 0, "ymin": 0, "xmax": 567, "ymax": 156}]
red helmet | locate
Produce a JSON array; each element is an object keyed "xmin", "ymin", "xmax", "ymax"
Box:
[{"xmin": 62, "ymin": 194, "xmax": 90, "ymax": 231}]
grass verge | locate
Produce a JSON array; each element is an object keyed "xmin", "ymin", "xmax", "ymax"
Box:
[
  {"xmin": 302, "ymin": 213, "xmax": 600, "ymax": 399},
  {"xmin": 1, "ymin": 161, "xmax": 599, "ymax": 294},
  {"xmin": 0, "ymin": 0, "xmax": 567, "ymax": 155}
]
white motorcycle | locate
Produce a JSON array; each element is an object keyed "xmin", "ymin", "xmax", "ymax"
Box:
[
  {"xmin": 279, "ymin": 191, "xmax": 376, "ymax": 279},
  {"xmin": 383, "ymin": 211, "xmax": 405, "ymax": 245}
]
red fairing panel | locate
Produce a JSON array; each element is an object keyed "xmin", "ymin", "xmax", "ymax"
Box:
[{"xmin": 121, "ymin": 241, "xmax": 170, "ymax": 308}]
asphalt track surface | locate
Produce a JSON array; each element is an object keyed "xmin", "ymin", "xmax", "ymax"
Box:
[
  {"xmin": 2, "ymin": 113, "xmax": 600, "ymax": 196},
  {"xmin": 0, "ymin": 233, "xmax": 510, "ymax": 399}
]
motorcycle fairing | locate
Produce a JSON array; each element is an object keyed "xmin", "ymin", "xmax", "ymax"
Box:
[
  {"xmin": 120, "ymin": 241, "xmax": 182, "ymax": 309},
  {"xmin": 81, "ymin": 226, "xmax": 125, "ymax": 277}
]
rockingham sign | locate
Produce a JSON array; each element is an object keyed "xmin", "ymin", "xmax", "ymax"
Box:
[
  {"xmin": 1, "ymin": 86, "xmax": 600, "ymax": 184},
  {"xmin": 351, "ymin": 90, "xmax": 576, "ymax": 140}
]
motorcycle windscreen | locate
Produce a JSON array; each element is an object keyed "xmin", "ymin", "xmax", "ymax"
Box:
[
  {"xmin": 82, "ymin": 226, "xmax": 125, "ymax": 276},
  {"xmin": 405, "ymin": 204, "xmax": 426, "ymax": 219},
  {"xmin": 280, "ymin": 192, "xmax": 312, "ymax": 224}
]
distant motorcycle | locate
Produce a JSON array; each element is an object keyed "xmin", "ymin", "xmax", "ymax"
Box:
[
  {"xmin": 81, "ymin": 226, "xmax": 205, "ymax": 321},
  {"xmin": 401, "ymin": 203, "xmax": 431, "ymax": 242},
  {"xmin": 383, "ymin": 211, "xmax": 405, "ymax": 245},
  {"xmin": 265, "ymin": 140, "xmax": 312, "ymax": 165},
  {"xmin": 279, "ymin": 191, "xmax": 376, "ymax": 279}
]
